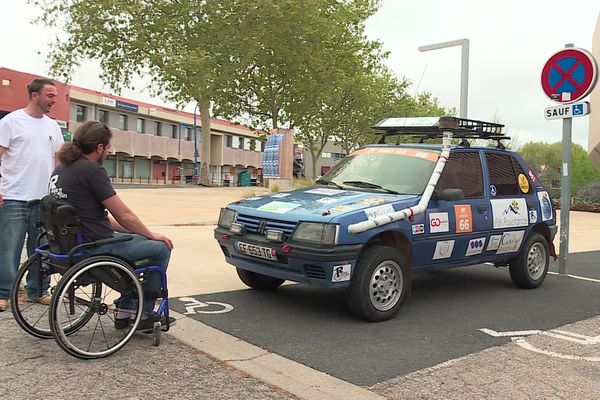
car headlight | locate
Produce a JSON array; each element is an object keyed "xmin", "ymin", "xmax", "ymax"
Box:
[
  {"xmin": 218, "ymin": 208, "xmax": 238, "ymax": 229},
  {"xmin": 292, "ymin": 222, "xmax": 338, "ymax": 245}
]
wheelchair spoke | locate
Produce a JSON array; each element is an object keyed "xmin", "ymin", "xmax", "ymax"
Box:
[{"xmin": 87, "ymin": 315, "xmax": 101, "ymax": 352}]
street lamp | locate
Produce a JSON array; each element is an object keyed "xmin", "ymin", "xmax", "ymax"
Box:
[
  {"xmin": 193, "ymin": 103, "xmax": 200, "ymax": 182},
  {"xmin": 419, "ymin": 39, "xmax": 470, "ymax": 118}
]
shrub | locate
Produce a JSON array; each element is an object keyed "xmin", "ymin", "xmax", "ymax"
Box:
[{"xmin": 575, "ymin": 181, "xmax": 600, "ymax": 204}]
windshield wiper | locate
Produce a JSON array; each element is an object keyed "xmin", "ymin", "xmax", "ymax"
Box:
[
  {"xmin": 342, "ymin": 180, "xmax": 400, "ymax": 194},
  {"xmin": 315, "ymin": 179, "xmax": 345, "ymax": 190}
]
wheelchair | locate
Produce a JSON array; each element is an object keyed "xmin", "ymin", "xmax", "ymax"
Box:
[{"xmin": 9, "ymin": 195, "xmax": 171, "ymax": 359}]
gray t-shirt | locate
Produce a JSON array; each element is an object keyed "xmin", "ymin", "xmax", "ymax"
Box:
[{"xmin": 49, "ymin": 158, "xmax": 116, "ymax": 241}]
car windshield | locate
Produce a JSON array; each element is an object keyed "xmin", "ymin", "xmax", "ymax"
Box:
[{"xmin": 316, "ymin": 147, "xmax": 439, "ymax": 195}]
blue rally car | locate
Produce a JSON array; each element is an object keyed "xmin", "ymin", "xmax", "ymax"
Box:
[{"xmin": 214, "ymin": 117, "xmax": 558, "ymax": 321}]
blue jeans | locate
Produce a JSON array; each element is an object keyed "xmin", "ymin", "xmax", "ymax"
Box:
[
  {"xmin": 0, "ymin": 200, "xmax": 44, "ymax": 299},
  {"xmin": 86, "ymin": 233, "xmax": 171, "ymax": 315}
]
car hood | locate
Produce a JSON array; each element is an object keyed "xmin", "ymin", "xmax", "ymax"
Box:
[{"xmin": 230, "ymin": 186, "xmax": 418, "ymax": 221}]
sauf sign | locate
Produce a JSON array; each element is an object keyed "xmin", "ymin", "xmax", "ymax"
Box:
[{"xmin": 544, "ymin": 101, "xmax": 590, "ymax": 120}]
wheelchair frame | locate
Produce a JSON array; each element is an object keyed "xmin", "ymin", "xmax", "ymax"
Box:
[{"xmin": 10, "ymin": 198, "xmax": 171, "ymax": 359}]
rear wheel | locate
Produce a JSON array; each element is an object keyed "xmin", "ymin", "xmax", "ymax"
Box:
[
  {"xmin": 347, "ymin": 246, "xmax": 409, "ymax": 322},
  {"xmin": 236, "ymin": 268, "xmax": 285, "ymax": 291},
  {"xmin": 509, "ymin": 233, "xmax": 549, "ymax": 289}
]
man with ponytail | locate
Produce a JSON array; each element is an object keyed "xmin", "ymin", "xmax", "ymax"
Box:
[
  {"xmin": 50, "ymin": 121, "xmax": 173, "ymax": 329},
  {"xmin": 0, "ymin": 78, "xmax": 64, "ymax": 312}
]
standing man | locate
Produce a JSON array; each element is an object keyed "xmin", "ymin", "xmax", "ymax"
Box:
[{"xmin": 0, "ymin": 78, "xmax": 64, "ymax": 311}]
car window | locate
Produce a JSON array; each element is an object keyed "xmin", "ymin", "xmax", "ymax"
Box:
[
  {"xmin": 436, "ymin": 151, "xmax": 483, "ymax": 198},
  {"xmin": 485, "ymin": 153, "xmax": 530, "ymax": 196}
]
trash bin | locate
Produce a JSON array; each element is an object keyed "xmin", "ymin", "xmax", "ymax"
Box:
[{"xmin": 238, "ymin": 171, "xmax": 251, "ymax": 187}]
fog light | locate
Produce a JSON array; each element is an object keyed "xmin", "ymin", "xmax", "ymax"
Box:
[
  {"xmin": 230, "ymin": 223, "xmax": 246, "ymax": 235},
  {"xmin": 265, "ymin": 229, "xmax": 284, "ymax": 242}
]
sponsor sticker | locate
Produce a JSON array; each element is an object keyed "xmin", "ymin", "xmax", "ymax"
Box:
[
  {"xmin": 490, "ymin": 185, "xmax": 497, "ymax": 197},
  {"xmin": 317, "ymin": 197, "xmax": 337, "ymax": 204},
  {"xmin": 491, "ymin": 198, "xmax": 528, "ymax": 229},
  {"xmin": 518, "ymin": 173, "xmax": 530, "ymax": 193},
  {"xmin": 246, "ymin": 196, "xmax": 262, "ymax": 201},
  {"xmin": 429, "ymin": 212, "xmax": 449, "ymax": 233},
  {"xmin": 537, "ymin": 191, "xmax": 553, "ymax": 221},
  {"xmin": 465, "ymin": 237, "xmax": 487, "ymax": 257},
  {"xmin": 529, "ymin": 209, "xmax": 538, "ymax": 224},
  {"xmin": 358, "ymin": 197, "xmax": 388, "ymax": 206},
  {"xmin": 257, "ymin": 201, "xmax": 301, "ymax": 214},
  {"xmin": 331, "ymin": 264, "xmax": 351, "ymax": 282},
  {"xmin": 433, "ymin": 240, "xmax": 455, "ymax": 260},
  {"xmin": 528, "ymin": 169, "xmax": 537, "ymax": 183},
  {"xmin": 454, "ymin": 205, "xmax": 473, "ymax": 233},
  {"xmin": 412, "ymin": 224, "xmax": 425, "ymax": 235},
  {"xmin": 271, "ymin": 193, "xmax": 290, "ymax": 198},
  {"xmin": 305, "ymin": 188, "xmax": 345, "ymax": 196},
  {"xmin": 365, "ymin": 204, "xmax": 395, "ymax": 219},
  {"xmin": 496, "ymin": 230, "xmax": 525, "ymax": 254},
  {"xmin": 486, "ymin": 235, "xmax": 502, "ymax": 251}
]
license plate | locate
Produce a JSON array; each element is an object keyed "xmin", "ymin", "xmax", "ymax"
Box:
[{"xmin": 236, "ymin": 242, "xmax": 273, "ymax": 260}]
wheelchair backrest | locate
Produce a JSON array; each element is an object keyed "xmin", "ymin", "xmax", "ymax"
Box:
[{"xmin": 40, "ymin": 195, "xmax": 80, "ymax": 254}]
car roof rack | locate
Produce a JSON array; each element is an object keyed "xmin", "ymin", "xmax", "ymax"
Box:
[{"xmin": 372, "ymin": 116, "xmax": 510, "ymax": 148}]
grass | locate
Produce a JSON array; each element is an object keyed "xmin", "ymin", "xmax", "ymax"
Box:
[{"xmin": 293, "ymin": 177, "xmax": 314, "ymax": 188}]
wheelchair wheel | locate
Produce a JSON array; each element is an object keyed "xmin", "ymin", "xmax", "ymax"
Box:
[
  {"xmin": 49, "ymin": 256, "xmax": 144, "ymax": 359},
  {"xmin": 10, "ymin": 254, "xmax": 94, "ymax": 339}
]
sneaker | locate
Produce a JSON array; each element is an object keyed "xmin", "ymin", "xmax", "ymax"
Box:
[
  {"xmin": 114, "ymin": 318, "xmax": 131, "ymax": 330},
  {"xmin": 0, "ymin": 299, "xmax": 7, "ymax": 312},
  {"xmin": 17, "ymin": 287, "xmax": 27, "ymax": 304},
  {"xmin": 28, "ymin": 294, "xmax": 52, "ymax": 305}
]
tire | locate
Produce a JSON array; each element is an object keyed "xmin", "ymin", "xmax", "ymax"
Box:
[
  {"xmin": 10, "ymin": 255, "xmax": 94, "ymax": 339},
  {"xmin": 347, "ymin": 246, "xmax": 409, "ymax": 322},
  {"xmin": 49, "ymin": 256, "xmax": 144, "ymax": 359},
  {"xmin": 509, "ymin": 233, "xmax": 549, "ymax": 289},
  {"xmin": 236, "ymin": 268, "xmax": 285, "ymax": 291}
]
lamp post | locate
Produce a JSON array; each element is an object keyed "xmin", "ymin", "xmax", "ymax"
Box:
[
  {"xmin": 419, "ymin": 39, "xmax": 470, "ymax": 118},
  {"xmin": 193, "ymin": 103, "xmax": 200, "ymax": 183}
]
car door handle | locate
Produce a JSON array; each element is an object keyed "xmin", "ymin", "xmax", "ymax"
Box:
[{"xmin": 477, "ymin": 205, "xmax": 488, "ymax": 212}]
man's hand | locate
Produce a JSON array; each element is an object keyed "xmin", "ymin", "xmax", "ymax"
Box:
[{"xmin": 149, "ymin": 232, "xmax": 174, "ymax": 250}]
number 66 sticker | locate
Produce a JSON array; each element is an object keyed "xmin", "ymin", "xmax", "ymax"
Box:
[{"xmin": 454, "ymin": 205, "xmax": 473, "ymax": 233}]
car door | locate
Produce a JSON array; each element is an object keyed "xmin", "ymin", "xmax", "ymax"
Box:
[{"xmin": 413, "ymin": 150, "xmax": 493, "ymax": 269}]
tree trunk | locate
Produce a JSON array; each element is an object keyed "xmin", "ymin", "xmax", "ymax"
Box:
[
  {"xmin": 199, "ymin": 97, "xmax": 211, "ymax": 186},
  {"xmin": 310, "ymin": 149, "xmax": 319, "ymax": 179}
]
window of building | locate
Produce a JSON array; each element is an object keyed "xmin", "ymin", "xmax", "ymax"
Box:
[
  {"xmin": 137, "ymin": 118, "xmax": 145, "ymax": 133},
  {"xmin": 118, "ymin": 114, "xmax": 128, "ymax": 130},
  {"xmin": 260, "ymin": 141, "xmax": 265, "ymax": 152},
  {"xmin": 485, "ymin": 153, "xmax": 527, "ymax": 196},
  {"xmin": 2, "ymin": 79, "xmax": 11, "ymax": 86},
  {"xmin": 239, "ymin": 137, "xmax": 245, "ymax": 150},
  {"xmin": 332, "ymin": 152, "xmax": 346, "ymax": 161},
  {"xmin": 186, "ymin": 127, "xmax": 192, "ymax": 141},
  {"xmin": 171, "ymin": 125, "xmax": 177, "ymax": 139},
  {"xmin": 250, "ymin": 139, "xmax": 256, "ymax": 151},
  {"xmin": 76, "ymin": 105, "xmax": 87, "ymax": 122},
  {"xmin": 322, "ymin": 152, "xmax": 332, "ymax": 158},
  {"xmin": 225, "ymin": 135, "xmax": 233, "ymax": 147},
  {"xmin": 232, "ymin": 136, "xmax": 240, "ymax": 148},
  {"xmin": 98, "ymin": 110, "xmax": 109, "ymax": 124},
  {"xmin": 437, "ymin": 151, "xmax": 483, "ymax": 198},
  {"xmin": 154, "ymin": 121, "xmax": 162, "ymax": 136}
]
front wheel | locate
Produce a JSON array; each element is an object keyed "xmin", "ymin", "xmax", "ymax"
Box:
[
  {"xmin": 509, "ymin": 233, "xmax": 549, "ymax": 289},
  {"xmin": 347, "ymin": 246, "xmax": 409, "ymax": 322},
  {"xmin": 236, "ymin": 268, "xmax": 285, "ymax": 291}
]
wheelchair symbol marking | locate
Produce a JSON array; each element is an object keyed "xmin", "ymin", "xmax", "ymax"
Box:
[
  {"xmin": 179, "ymin": 297, "xmax": 234, "ymax": 315},
  {"xmin": 572, "ymin": 104, "xmax": 584, "ymax": 115},
  {"xmin": 480, "ymin": 327, "xmax": 600, "ymax": 362}
]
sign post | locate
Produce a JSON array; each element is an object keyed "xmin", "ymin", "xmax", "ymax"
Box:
[{"xmin": 541, "ymin": 44, "xmax": 598, "ymax": 274}]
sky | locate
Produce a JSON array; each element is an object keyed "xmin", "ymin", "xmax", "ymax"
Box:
[{"xmin": 1, "ymin": 0, "xmax": 599, "ymax": 149}]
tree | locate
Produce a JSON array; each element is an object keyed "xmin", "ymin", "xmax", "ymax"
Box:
[{"xmin": 32, "ymin": 0, "xmax": 256, "ymax": 185}]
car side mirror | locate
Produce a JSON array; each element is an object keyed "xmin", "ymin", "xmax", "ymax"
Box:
[{"xmin": 434, "ymin": 188, "xmax": 465, "ymax": 201}]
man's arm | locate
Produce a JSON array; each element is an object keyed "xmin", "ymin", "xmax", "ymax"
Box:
[
  {"xmin": 0, "ymin": 145, "xmax": 6, "ymax": 207},
  {"xmin": 102, "ymin": 194, "xmax": 173, "ymax": 249}
]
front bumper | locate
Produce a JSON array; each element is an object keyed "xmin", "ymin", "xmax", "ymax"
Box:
[{"xmin": 214, "ymin": 227, "xmax": 363, "ymax": 288}]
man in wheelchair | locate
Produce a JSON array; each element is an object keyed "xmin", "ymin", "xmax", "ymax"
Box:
[{"xmin": 48, "ymin": 121, "xmax": 174, "ymax": 331}]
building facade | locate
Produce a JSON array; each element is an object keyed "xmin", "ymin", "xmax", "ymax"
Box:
[
  {"xmin": 0, "ymin": 67, "xmax": 265, "ymax": 186},
  {"xmin": 589, "ymin": 12, "xmax": 600, "ymax": 171}
]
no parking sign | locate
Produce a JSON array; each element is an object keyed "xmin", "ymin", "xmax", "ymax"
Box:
[{"xmin": 541, "ymin": 48, "xmax": 597, "ymax": 102}]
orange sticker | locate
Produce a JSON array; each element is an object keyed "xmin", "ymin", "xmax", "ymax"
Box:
[
  {"xmin": 454, "ymin": 204, "xmax": 473, "ymax": 233},
  {"xmin": 351, "ymin": 147, "xmax": 439, "ymax": 163}
]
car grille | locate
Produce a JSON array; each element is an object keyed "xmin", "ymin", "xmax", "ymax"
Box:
[
  {"xmin": 303, "ymin": 264, "xmax": 327, "ymax": 280},
  {"xmin": 235, "ymin": 214, "xmax": 297, "ymax": 237},
  {"xmin": 220, "ymin": 245, "xmax": 230, "ymax": 258}
]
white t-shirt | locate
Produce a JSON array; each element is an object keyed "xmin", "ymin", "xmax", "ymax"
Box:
[{"xmin": 0, "ymin": 109, "xmax": 64, "ymax": 201}]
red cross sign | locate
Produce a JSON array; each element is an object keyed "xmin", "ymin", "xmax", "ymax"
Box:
[{"xmin": 541, "ymin": 48, "xmax": 598, "ymax": 103}]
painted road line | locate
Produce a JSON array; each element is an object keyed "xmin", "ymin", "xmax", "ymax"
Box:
[
  {"xmin": 548, "ymin": 271, "xmax": 600, "ymax": 283},
  {"xmin": 512, "ymin": 337, "xmax": 600, "ymax": 362},
  {"xmin": 481, "ymin": 328, "xmax": 600, "ymax": 345},
  {"xmin": 166, "ymin": 311, "xmax": 385, "ymax": 400}
]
